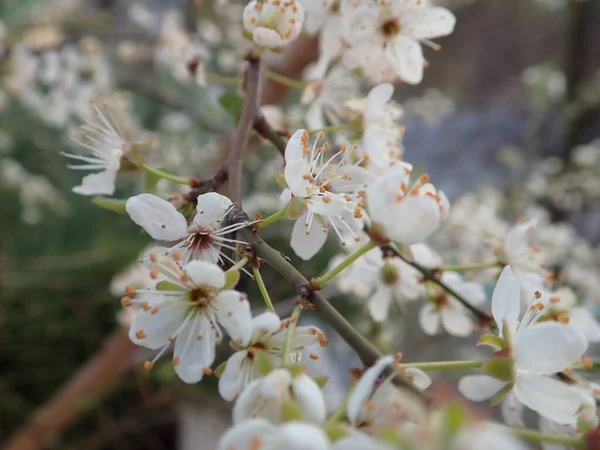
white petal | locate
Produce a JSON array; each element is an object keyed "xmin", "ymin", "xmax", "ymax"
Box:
[
  {"xmin": 365, "ymin": 83, "xmax": 394, "ymax": 119},
  {"xmin": 233, "ymin": 377, "xmax": 264, "ymax": 424},
  {"xmin": 285, "ymin": 159, "xmax": 312, "ymax": 197},
  {"xmin": 292, "ymin": 374, "xmax": 327, "ymax": 424},
  {"xmin": 217, "ymin": 417, "xmax": 275, "ymax": 450},
  {"xmin": 491, "ymin": 265, "xmax": 521, "ymax": 337},
  {"xmin": 285, "ymin": 129, "xmax": 307, "ymax": 164},
  {"xmin": 126, "ymin": 194, "xmax": 188, "ymax": 241},
  {"xmin": 215, "ymin": 290, "xmax": 253, "ymax": 346},
  {"xmin": 441, "ymin": 305, "xmax": 474, "ymax": 337},
  {"xmin": 218, "ymin": 350, "xmax": 251, "ymax": 401},
  {"xmin": 72, "ymin": 169, "xmax": 118, "ymax": 196},
  {"xmin": 129, "ymin": 303, "xmax": 185, "ymax": 349},
  {"xmin": 514, "ymin": 322, "xmax": 587, "ymax": 373},
  {"xmin": 514, "ymin": 373, "xmax": 583, "ymax": 425},
  {"xmin": 251, "ymin": 312, "xmax": 282, "ymax": 342},
  {"xmin": 193, "ymin": 192, "xmax": 232, "ymax": 227},
  {"xmin": 333, "ymin": 433, "xmax": 395, "ymax": 450},
  {"xmin": 328, "ymin": 165, "xmax": 373, "ymax": 193},
  {"xmin": 386, "ymin": 35, "xmax": 424, "ymax": 85},
  {"xmin": 184, "ymin": 260, "xmax": 226, "ymax": 288},
  {"xmin": 266, "ymin": 422, "xmax": 330, "ymax": 450},
  {"xmin": 458, "ymin": 375, "xmax": 508, "ymax": 402},
  {"xmin": 377, "ymin": 195, "xmax": 442, "ymax": 243},
  {"xmin": 570, "ymin": 307, "xmax": 600, "ymax": 343},
  {"xmin": 400, "ymin": 7, "xmax": 456, "ymax": 40},
  {"xmin": 242, "ymin": 1, "xmax": 260, "ymax": 32},
  {"xmin": 253, "ymin": 28, "xmax": 286, "ymax": 48},
  {"xmin": 368, "ymin": 285, "xmax": 393, "ymax": 322},
  {"xmin": 347, "ymin": 355, "xmax": 394, "ymax": 426},
  {"xmin": 174, "ymin": 314, "xmax": 217, "ymax": 383},
  {"xmin": 290, "ymin": 215, "xmax": 328, "ymax": 260},
  {"xmin": 419, "ymin": 303, "xmax": 440, "ymax": 336},
  {"xmin": 500, "ymin": 391, "xmax": 525, "ymax": 427},
  {"xmin": 405, "ymin": 368, "xmax": 432, "ymax": 391}
]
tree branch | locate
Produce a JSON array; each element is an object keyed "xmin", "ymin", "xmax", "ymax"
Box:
[
  {"xmin": 253, "ymin": 114, "xmax": 287, "ymax": 157},
  {"xmin": 228, "ymin": 57, "xmax": 262, "ymax": 205}
]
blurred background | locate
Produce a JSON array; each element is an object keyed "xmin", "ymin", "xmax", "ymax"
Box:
[{"xmin": 1, "ymin": 0, "xmax": 600, "ymax": 448}]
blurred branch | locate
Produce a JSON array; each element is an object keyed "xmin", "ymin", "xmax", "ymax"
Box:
[
  {"xmin": 228, "ymin": 57, "xmax": 262, "ymax": 205},
  {"xmin": 4, "ymin": 329, "xmax": 137, "ymax": 450},
  {"xmin": 254, "ymin": 114, "xmax": 287, "ymax": 157}
]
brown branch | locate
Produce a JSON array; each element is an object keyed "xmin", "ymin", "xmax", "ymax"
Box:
[
  {"xmin": 4, "ymin": 329, "xmax": 137, "ymax": 450},
  {"xmin": 227, "ymin": 57, "xmax": 262, "ymax": 205},
  {"xmin": 254, "ymin": 115, "xmax": 287, "ymax": 157}
]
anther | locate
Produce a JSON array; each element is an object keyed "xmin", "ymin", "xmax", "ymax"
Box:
[
  {"xmin": 144, "ymin": 361, "xmax": 154, "ymax": 371},
  {"xmin": 150, "ymin": 269, "xmax": 160, "ymax": 279},
  {"xmin": 136, "ymin": 330, "xmax": 147, "ymax": 339},
  {"xmin": 125, "ymin": 285, "xmax": 137, "ymax": 296},
  {"xmin": 309, "ymin": 353, "xmax": 319, "ymax": 360},
  {"xmin": 121, "ymin": 296, "xmax": 132, "ymax": 307},
  {"xmin": 173, "ymin": 357, "xmax": 181, "ymax": 366}
]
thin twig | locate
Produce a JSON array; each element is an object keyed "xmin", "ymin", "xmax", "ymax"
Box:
[
  {"xmin": 253, "ymin": 114, "xmax": 287, "ymax": 157},
  {"xmin": 228, "ymin": 57, "xmax": 262, "ymax": 205}
]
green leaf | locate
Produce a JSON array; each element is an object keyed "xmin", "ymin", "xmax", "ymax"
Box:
[
  {"xmin": 91, "ymin": 196, "xmax": 127, "ymax": 214},
  {"xmin": 477, "ymin": 333, "xmax": 504, "ymax": 351},
  {"xmin": 444, "ymin": 402, "xmax": 467, "ymax": 437},
  {"xmin": 253, "ymin": 350, "xmax": 273, "ymax": 376},
  {"xmin": 218, "ymin": 92, "xmax": 243, "ymax": 120},
  {"xmin": 213, "ymin": 361, "xmax": 227, "ymax": 378},
  {"xmin": 489, "ymin": 383, "xmax": 514, "ymax": 408},
  {"xmin": 286, "ymin": 196, "xmax": 307, "ymax": 219},
  {"xmin": 287, "ymin": 363, "xmax": 305, "ymax": 378},
  {"xmin": 275, "ymin": 170, "xmax": 288, "ymax": 189},
  {"xmin": 313, "ymin": 376, "xmax": 329, "ymax": 388},
  {"xmin": 282, "ymin": 401, "xmax": 303, "ymax": 421},
  {"xmin": 155, "ymin": 281, "xmax": 183, "ymax": 291},
  {"xmin": 224, "ymin": 270, "xmax": 240, "ymax": 290},
  {"xmin": 483, "ymin": 357, "xmax": 514, "ymax": 382}
]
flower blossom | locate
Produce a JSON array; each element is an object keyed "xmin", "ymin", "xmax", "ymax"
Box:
[
  {"xmin": 544, "ymin": 286, "xmax": 600, "ymax": 343},
  {"xmin": 281, "ymin": 129, "xmax": 372, "ymax": 260},
  {"xmin": 344, "ymin": 0, "xmax": 456, "ymax": 84},
  {"xmin": 419, "ymin": 271, "xmax": 487, "ymax": 337},
  {"xmin": 243, "ymin": 0, "xmax": 304, "ymax": 49},
  {"xmin": 123, "ymin": 256, "xmax": 252, "ymax": 383},
  {"xmin": 218, "ymin": 312, "xmax": 326, "ymax": 401},
  {"xmin": 126, "ymin": 192, "xmax": 249, "ymax": 266},
  {"xmin": 233, "ymin": 368, "xmax": 327, "ymax": 425},
  {"xmin": 347, "ymin": 355, "xmax": 431, "ymax": 431},
  {"xmin": 346, "ymin": 83, "xmax": 404, "ymax": 169},
  {"xmin": 61, "ymin": 105, "xmax": 127, "ymax": 195},
  {"xmin": 458, "ymin": 266, "xmax": 589, "ymax": 425},
  {"xmin": 367, "ymin": 162, "xmax": 449, "ymax": 244}
]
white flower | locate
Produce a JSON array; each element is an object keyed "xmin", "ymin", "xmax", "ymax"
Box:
[
  {"xmin": 126, "ymin": 192, "xmax": 249, "ymax": 266},
  {"xmin": 243, "ymin": 0, "xmax": 305, "ymax": 49},
  {"xmin": 61, "ymin": 105, "xmax": 126, "ymax": 196},
  {"xmin": 218, "ymin": 419, "xmax": 330, "ymax": 450},
  {"xmin": 367, "ymin": 163, "xmax": 449, "ymax": 244},
  {"xmin": 233, "ymin": 368, "xmax": 327, "ymax": 425},
  {"xmin": 346, "ymin": 356, "xmax": 430, "ymax": 431},
  {"xmin": 333, "ymin": 245, "xmax": 424, "ymax": 322},
  {"xmin": 452, "ymin": 423, "xmax": 528, "ymax": 450},
  {"xmin": 282, "ymin": 129, "xmax": 372, "ymax": 260},
  {"xmin": 344, "ymin": 0, "xmax": 456, "ymax": 84},
  {"xmin": 124, "ymin": 256, "xmax": 252, "ymax": 383},
  {"xmin": 219, "ymin": 312, "xmax": 325, "ymax": 401},
  {"xmin": 458, "ymin": 266, "xmax": 589, "ymax": 425},
  {"xmin": 499, "ymin": 219, "xmax": 548, "ymax": 296},
  {"xmin": 302, "ymin": 65, "xmax": 359, "ymax": 131},
  {"xmin": 419, "ymin": 272, "xmax": 486, "ymax": 337},
  {"xmin": 545, "ymin": 286, "xmax": 600, "ymax": 343}
]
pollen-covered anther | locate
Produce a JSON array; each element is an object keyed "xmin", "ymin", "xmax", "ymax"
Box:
[
  {"xmin": 323, "ymin": 196, "xmax": 331, "ymax": 203},
  {"xmin": 136, "ymin": 330, "xmax": 147, "ymax": 339},
  {"xmin": 150, "ymin": 269, "xmax": 160, "ymax": 279},
  {"xmin": 141, "ymin": 302, "xmax": 151, "ymax": 311},
  {"xmin": 149, "ymin": 252, "xmax": 158, "ymax": 262},
  {"xmin": 203, "ymin": 367, "xmax": 213, "ymax": 376},
  {"xmin": 557, "ymin": 314, "xmax": 570, "ymax": 324},
  {"xmin": 342, "ymin": 173, "xmax": 350, "ymax": 180},
  {"xmin": 172, "ymin": 250, "xmax": 182, "ymax": 261},
  {"xmin": 302, "ymin": 173, "xmax": 312, "ymax": 180},
  {"xmin": 173, "ymin": 356, "xmax": 181, "ymax": 367},
  {"xmin": 144, "ymin": 361, "xmax": 154, "ymax": 371},
  {"xmin": 530, "ymin": 302, "xmax": 544, "ymax": 312},
  {"xmin": 534, "ymin": 291, "xmax": 542, "ymax": 299},
  {"xmin": 344, "ymin": 194, "xmax": 352, "ymax": 201},
  {"xmin": 309, "ymin": 353, "xmax": 319, "ymax": 360},
  {"xmin": 180, "ymin": 273, "xmax": 190, "ymax": 283},
  {"xmin": 150, "ymin": 307, "xmax": 159, "ymax": 315},
  {"xmin": 366, "ymin": 400, "xmax": 376, "ymax": 411},
  {"xmin": 580, "ymin": 357, "xmax": 593, "ymax": 368},
  {"xmin": 121, "ymin": 296, "xmax": 132, "ymax": 307},
  {"xmin": 125, "ymin": 285, "xmax": 137, "ymax": 296},
  {"xmin": 319, "ymin": 338, "xmax": 329, "ymax": 347},
  {"xmin": 317, "ymin": 131, "xmax": 325, "ymax": 140},
  {"xmin": 250, "ymin": 437, "xmax": 263, "ymax": 450},
  {"xmin": 550, "ymin": 296, "xmax": 561, "ymax": 304}
]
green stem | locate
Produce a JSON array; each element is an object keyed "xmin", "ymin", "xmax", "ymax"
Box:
[
  {"xmin": 400, "ymin": 360, "xmax": 485, "ymax": 371},
  {"xmin": 325, "ymin": 394, "xmax": 349, "ymax": 426},
  {"xmin": 140, "ymin": 165, "xmax": 191, "ymax": 185},
  {"xmin": 306, "ymin": 122, "xmax": 360, "ymax": 135},
  {"xmin": 314, "ymin": 240, "xmax": 377, "ymax": 287},
  {"xmin": 281, "ymin": 304, "xmax": 303, "ymax": 366},
  {"xmin": 204, "ymin": 69, "xmax": 241, "ymax": 86},
  {"xmin": 258, "ymin": 208, "xmax": 287, "ymax": 228},
  {"xmin": 439, "ymin": 261, "xmax": 502, "ymax": 272},
  {"xmin": 226, "ymin": 256, "xmax": 249, "ymax": 273},
  {"xmin": 264, "ymin": 68, "xmax": 306, "ymax": 89},
  {"xmin": 499, "ymin": 425, "xmax": 585, "ymax": 448},
  {"xmin": 253, "ymin": 267, "xmax": 275, "ymax": 312}
]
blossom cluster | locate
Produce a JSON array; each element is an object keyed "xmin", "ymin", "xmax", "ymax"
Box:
[{"xmin": 35, "ymin": 0, "xmax": 600, "ymax": 448}]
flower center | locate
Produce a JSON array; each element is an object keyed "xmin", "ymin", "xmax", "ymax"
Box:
[
  {"xmin": 189, "ymin": 285, "xmax": 215, "ymax": 305},
  {"xmin": 329, "ymin": 0, "xmax": 341, "ymax": 14},
  {"xmin": 187, "ymin": 228, "xmax": 214, "ymax": 251},
  {"xmin": 434, "ymin": 293, "xmax": 449, "ymax": 310},
  {"xmin": 380, "ymin": 262, "xmax": 399, "ymax": 285},
  {"xmin": 380, "ymin": 17, "xmax": 401, "ymax": 38}
]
